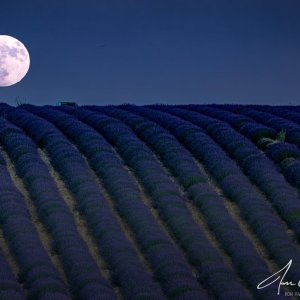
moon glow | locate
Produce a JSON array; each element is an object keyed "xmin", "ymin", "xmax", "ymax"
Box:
[{"xmin": 0, "ymin": 35, "xmax": 30, "ymax": 87}]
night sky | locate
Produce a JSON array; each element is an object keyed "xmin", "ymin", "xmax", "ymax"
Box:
[{"xmin": 0, "ymin": 0, "xmax": 299, "ymax": 106}]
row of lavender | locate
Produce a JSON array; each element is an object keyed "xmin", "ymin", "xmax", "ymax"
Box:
[
  {"xmin": 2, "ymin": 105, "xmax": 167, "ymax": 300},
  {"xmin": 256, "ymin": 105, "xmax": 300, "ymax": 121},
  {"xmin": 186, "ymin": 106, "xmax": 300, "ymax": 188},
  {"xmin": 160, "ymin": 106, "xmax": 300, "ymax": 236},
  {"xmin": 20, "ymin": 105, "xmax": 208, "ymax": 300},
  {"xmin": 0, "ymin": 116, "xmax": 70, "ymax": 300},
  {"xmin": 19, "ymin": 102, "xmax": 251, "ymax": 297},
  {"xmin": 29, "ymin": 102, "xmax": 298, "ymax": 295},
  {"xmin": 0, "ymin": 105, "xmax": 115, "ymax": 300},
  {"xmin": 87, "ymin": 105, "xmax": 284, "ymax": 300},
  {"xmin": 118, "ymin": 105, "xmax": 300, "ymax": 293},
  {"xmin": 0, "ymin": 247, "xmax": 24, "ymax": 299},
  {"xmin": 240, "ymin": 105, "xmax": 300, "ymax": 190},
  {"xmin": 203, "ymin": 105, "xmax": 300, "ymax": 147},
  {"xmin": 184, "ymin": 105, "xmax": 300, "ymax": 188},
  {"xmin": 68, "ymin": 107, "xmax": 255, "ymax": 300},
  {"xmin": 182, "ymin": 105, "xmax": 300, "ymax": 191}
]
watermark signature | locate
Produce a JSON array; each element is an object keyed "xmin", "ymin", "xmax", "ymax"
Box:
[{"xmin": 257, "ymin": 259, "xmax": 300, "ymax": 296}]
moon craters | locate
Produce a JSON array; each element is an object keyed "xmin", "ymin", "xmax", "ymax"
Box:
[{"xmin": 0, "ymin": 35, "xmax": 30, "ymax": 86}]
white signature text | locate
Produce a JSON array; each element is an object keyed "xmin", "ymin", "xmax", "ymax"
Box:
[{"xmin": 257, "ymin": 259, "xmax": 300, "ymax": 295}]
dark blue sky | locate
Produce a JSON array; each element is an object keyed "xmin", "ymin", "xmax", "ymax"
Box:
[{"xmin": 1, "ymin": 0, "xmax": 299, "ymax": 105}]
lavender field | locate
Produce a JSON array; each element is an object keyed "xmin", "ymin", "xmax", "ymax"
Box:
[{"xmin": 0, "ymin": 104, "xmax": 299, "ymax": 300}]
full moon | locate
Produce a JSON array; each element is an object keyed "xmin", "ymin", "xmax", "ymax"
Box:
[{"xmin": 0, "ymin": 35, "xmax": 30, "ymax": 87}]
